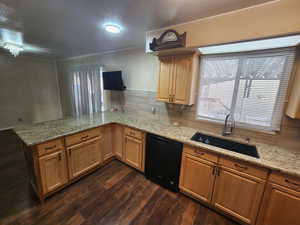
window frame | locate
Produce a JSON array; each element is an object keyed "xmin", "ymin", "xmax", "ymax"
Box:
[{"xmin": 196, "ymin": 48, "xmax": 296, "ymax": 132}]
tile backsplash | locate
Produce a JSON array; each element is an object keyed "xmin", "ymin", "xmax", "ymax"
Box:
[{"xmin": 110, "ymin": 89, "xmax": 300, "ymax": 151}]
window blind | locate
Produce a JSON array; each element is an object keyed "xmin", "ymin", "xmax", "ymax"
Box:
[{"xmin": 197, "ymin": 48, "xmax": 296, "ymax": 131}]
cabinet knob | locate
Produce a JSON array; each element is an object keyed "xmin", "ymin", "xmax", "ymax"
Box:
[{"xmin": 285, "ymin": 179, "xmax": 300, "ymax": 187}]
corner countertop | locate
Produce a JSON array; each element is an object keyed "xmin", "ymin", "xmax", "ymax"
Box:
[{"xmin": 14, "ymin": 111, "xmax": 300, "ymax": 178}]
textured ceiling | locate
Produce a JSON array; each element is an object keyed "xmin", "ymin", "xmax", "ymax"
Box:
[{"xmin": 0, "ymin": 0, "xmax": 274, "ymax": 58}]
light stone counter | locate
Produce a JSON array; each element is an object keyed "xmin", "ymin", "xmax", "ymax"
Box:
[{"xmin": 14, "ymin": 111, "xmax": 300, "ymax": 178}]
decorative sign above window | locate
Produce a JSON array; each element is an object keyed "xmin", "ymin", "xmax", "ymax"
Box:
[{"xmin": 149, "ymin": 29, "xmax": 186, "ymax": 51}]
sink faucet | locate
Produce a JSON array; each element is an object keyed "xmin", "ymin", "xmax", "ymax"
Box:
[{"xmin": 222, "ymin": 113, "xmax": 235, "ymax": 136}]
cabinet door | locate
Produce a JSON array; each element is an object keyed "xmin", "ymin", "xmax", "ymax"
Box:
[
  {"xmin": 257, "ymin": 183, "xmax": 300, "ymax": 225},
  {"xmin": 113, "ymin": 124, "xmax": 124, "ymax": 160},
  {"xmin": 68, "ymin": 137, "xmax": 102, "ymax": 179},
  {"xmin": 124, "ymin": 135, "xmax": 143, "ymax": 171},
  {"xmin": 157, "ymin": 56, "xmax": 173, "ymax": 103},
  {"xmin": 103, "ymin": 125, "xmax": 113, "ymax": 161},
  {"xmin": 39, "ymin": 150, "xmax": 68, "ymax": 194},
  {"xmin": 286, "ymin": 62, "xmax": 300, "ymax": 119},
  {"xmin": 179, "ymin": 153, "xmax": 216, "ymax": 203},
  {"xmin": 172, "ymin": 55, "xmax": 192, "ymax": 104},
  {"xmin": 212, "ymin": 168, "xmax": 265, "ymax": 224}
]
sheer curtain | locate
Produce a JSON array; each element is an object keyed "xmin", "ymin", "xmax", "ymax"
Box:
[{"xmin": 69, "ymin": 64, "xmax": 104, "ymax": 116}]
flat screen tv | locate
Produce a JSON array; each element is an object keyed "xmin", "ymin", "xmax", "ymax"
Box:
[{"xmin": 102, "ymin": 71, "xmax": 126, "ymax": 91}]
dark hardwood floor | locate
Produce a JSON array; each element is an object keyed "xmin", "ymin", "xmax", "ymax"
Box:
[{"xmin": 0, "ymin": 129, "xmax": 240, "ymax": 225}]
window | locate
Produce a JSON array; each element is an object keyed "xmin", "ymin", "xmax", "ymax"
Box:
[
  {"xmin": 70, "ymin": 65, "xmax": 104, "ymax": 116},
  {"xmin": 197, "ymin": 49, "xmax": 296, "ymax": 131}
]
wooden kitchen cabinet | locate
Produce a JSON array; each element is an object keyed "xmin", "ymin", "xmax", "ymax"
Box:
[
  {"xmin": 157, "ymin": 53, "xmax": 198, "ymax": 105},
  {"xmin": 179, "ymin": 147, "xmax": 268, "ymax": 225},
  {"xmin": 67, "ymin": 136, "xmax": 103, "ymax": 179},
  {"xmin": 286, "ymin": 52, "xmax": 300, "ymax": 119},
  {"xmin": 113, "ymin": 124, "xmax": 124, "ymax": 160},
  {"xmin": 257, "ymin": 172, "xmax": 300, "ymax": 225},
  {"xmin": 212, "ymin": 162, "xmax": 266, "ymax": 225},
  {"xmin": 179, "ymin": 152, "xmax": 216, "ymax": 203},
  {"xmin": 124, "ymin": 130, "xmax": 144, "ymax": 172},
  {"xmin": 39, "ymin": 150, "xmax": 68, "ymax": 195},
  {"xmin": 157, "ymin": 56, "xmax": 174, "ymax": 102},
  {"xmin": 103, "ymin": 125, "xmax": 113, "ymax": 161},
  {"xmin": 65, "ymin": 127, "xmax": 102, "ymax": 147}
]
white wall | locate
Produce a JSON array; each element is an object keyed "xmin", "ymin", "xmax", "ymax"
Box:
[{"xmin": 0, "ymin": 53, "xmax": 63, "ymax": 129}]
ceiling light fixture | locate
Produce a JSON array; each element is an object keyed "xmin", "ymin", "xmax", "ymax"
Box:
[
  {"xmin": 103, "ymin": 23, "xmax": 122, "ymax": 33},
  {"xmin": 0, "ymin": 3, "xmax": 14, "ymax": 23},
  {"xmin": 3, "ymin": 42, "xmax": 24, "ymax": 57}
]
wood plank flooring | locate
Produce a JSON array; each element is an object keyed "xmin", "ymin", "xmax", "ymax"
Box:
[{"xmin": 0, "ymin": 130, "xmax": 240, "ymax": 225}]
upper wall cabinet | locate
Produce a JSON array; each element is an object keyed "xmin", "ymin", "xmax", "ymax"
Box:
[
  {"xmin": 157, "ymin": 53, "xmax": 199, "ymax": 105},
  {"xmin": 286, "ymin": 53, "xmax": 300, "ymax": 119}
]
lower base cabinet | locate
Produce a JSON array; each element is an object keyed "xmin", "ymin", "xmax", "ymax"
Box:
[
  {"xmin": 67, "ymin": 137, "xmax": 103, "ymax": 179},
  {"xmin": 179, "ymin": 145, "xmax": 267, "ymax": 225},
  {"xmin": 179, "ymin": 153, "xmax": 216, "ymax": 203},
  {"xmin": 29, "ymin": 126, "xmax": 300, "ymax": 225},
  {"xmin": 103, "ymin": 125, "xmax": 114, "ymax": 161},
  {"xmin": 113, "ymin": 124, "xmax": 124, "ymax": 160},
  {"xmin": 124, "ymin": 135, "xmax": 144, "ymax": 171},
  {"xmin": 212, "ymin": 167, "xmax": 265, "ymax": 225},
  {"xmin": 257, "ymin": 176, "xmax": 300, "ymax": 225},
  {"xmin": 39, "ymin": 150, "xmax": 68, "ymax": 195}
]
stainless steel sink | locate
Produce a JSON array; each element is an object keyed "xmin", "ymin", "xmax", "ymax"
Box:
[{"xmin": 191, "ymin": 132, "xmax": 259, "ymax": 158}]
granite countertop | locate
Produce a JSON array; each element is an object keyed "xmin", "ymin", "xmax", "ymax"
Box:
[{"xmin": 14, "ymin": 111, "xmax": 300, "ymax": 178}]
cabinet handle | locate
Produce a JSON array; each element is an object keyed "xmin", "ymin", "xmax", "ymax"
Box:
[
  {"xmin": 194, "ymin": 149, "xmax": 205, "ymax": 156},
  {"xmin": 212, "ymin": 166, "xmax": 217, "ymax": 175},
  {"xmin": 285, "ymin": 179, "xmax": 300, "ymax": 187},
  {"xmin": 81, "ymin": 135, "xmax": 89, "ymax": 140},
  {"xmin": 58, "ymin": 153, "xmax": 61, "ymax": 161},
  {"xmin": 45, "ymin": 145, "xmax": 56, "ymax": 150},
  {"xmin": 216, "ymin": 167, "xmax": 220, "ymax": 176},
  {"xmin": 234, "ymin": 164, "xmax": 248, "ymax": 170},
  {"xmin": 69, "ymin": 149, "xmax": 72, "ymax": 156}
]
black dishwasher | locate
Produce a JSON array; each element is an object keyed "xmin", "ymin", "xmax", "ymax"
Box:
[{"xmin": 145, "ymin": 133, "xmax": 183, "ymax": 192}]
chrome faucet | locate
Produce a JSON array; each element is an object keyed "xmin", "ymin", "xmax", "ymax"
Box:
[{"xmin": 222, "ymin": 113, "xmax": 235, "ymax": 136}]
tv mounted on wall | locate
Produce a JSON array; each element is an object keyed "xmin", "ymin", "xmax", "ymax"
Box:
[{"xmin": 102, "ymin": 71, "xmax": 126, "ymax": 91}]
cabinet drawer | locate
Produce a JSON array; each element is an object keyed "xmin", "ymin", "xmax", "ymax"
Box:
[
  {"xmin": 270, "ymin": 172, "xmax": 300, "ymax": 192},
  {"xmin": 124, "ymin": 127, "xmax": 142, "ymax": 140},
  {"xmin": 65, "ymin": 128, "xmax": 102, "ymax": 147},
  {"xmin": 37, "ymin": 139, "xmax": 64, "ymax": 156},
  {"xmin": 183, "ymin": 145, "xmax": 218, "ymax": 163},
  {"xmin": 220, "ymin": 157, "xmax": 268, "ymax": 179}
]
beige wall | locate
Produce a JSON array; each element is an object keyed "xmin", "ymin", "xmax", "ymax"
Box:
[
  {"xmin": 0, "ymin": 53, "xmax": 62, "ymax": 129},
  {"xmin": 57, "ymin": 48, "xmax": 159, "ymax": 115},
  {"xmin": 58, "ymin": 47, "xmax": 300, "ymax": 150},
  {"xmin": 146, "ymin": 0, "xmax": 300, "ymax": 52}
]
